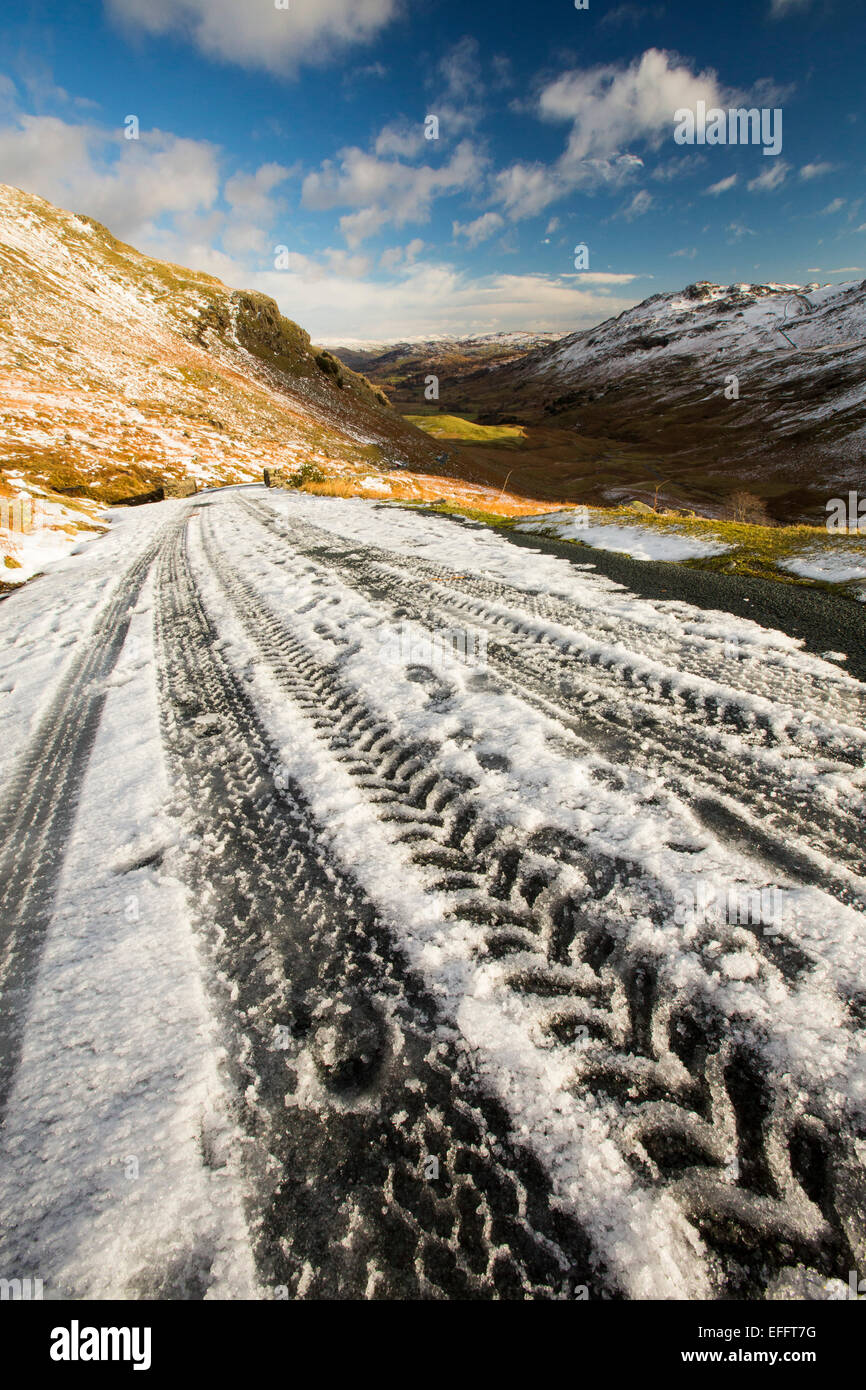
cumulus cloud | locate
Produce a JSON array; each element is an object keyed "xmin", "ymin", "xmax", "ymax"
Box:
[
  {"xmin": 493, "ymin": 153, "xmax": 642, "ymax": 220},
  {"xmin": 0, "ymin": 74, "xmax": 648, "ymax": 342},
  {"xmin": 379, "ymin": 237, "xmax": 424, "ymax": 270},
  {"xmin": 302, "ymin": 139, "xmax": 485, "ymax": 245},
  {"xmin": 105, "ymin": 0, "xmax": 399, "ymax": 76},
  {"xmin": 374, "ymin": 122, "xmax": 426, "ymax": 160},
  {"xmin": 0, "ymin": 92, "xmax": 278, "ymax": 264},
  {"xmin": 452, "ymin": 211, "xmax": 504, "ymax": 246},
  {"xmin": 224, "ymin": 162, "xmax": 293, "ymax": 218},
  {"xmin": 270, "ymin": 261, "xmax": 640, "ymax": 340},
  {"xmin": 538, "ymin": 48, "xmax": 729, "ymax": 164},
  {"xmin": 490, "ymin": 49, "xmax": 764, "ymax": 222},
  {"xmin": 0, "ymin": 111, "xmax": 219, "ymax": 241}
]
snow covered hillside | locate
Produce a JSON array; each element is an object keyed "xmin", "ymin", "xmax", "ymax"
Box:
[
  {"xmin": 435, "ymin": 279, "xmax": 866, "ymax": 522},
  {"xmin": 1, "ymin": 487, "xmax": 864, "ymax": 1300},
  {"xmin": 0, "ymin": 184, "xmax": 449, "ymax": 528}
]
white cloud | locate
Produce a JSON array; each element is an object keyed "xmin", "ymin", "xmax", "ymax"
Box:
[
  {"xmin": 621, "ymin": 189, "xmax": 653, "ymax": 219},
  {"xmin": 491, "ymin": 162, "xmax": 562, "ymax": 220},
  {"xmin": 224, "ymin": 163, "xmax": 292, "ymax": 217},
  {"xmin": 0, "ymin": 67, "xmax": 649, "ymax": 344},
  {"xmin": 426, "ymin": 37, "xmax": 485, "ymax": 135},
  {"xmin": 302, "ymin": 140, "xmax": 485, "ymax": 245},
  {"xmin": 379, "ymin": 237, "xmax": 424, "ymax": 270},
  {"xmin": 491, "ymin": 49, "xmax": 762, "ymax": 222},
  {"xmin": 493, "ymin": 153, "xmax": 642, "ymax": 220},
  {"xmin": 0, "ymin": 112, "xmax": 220, "ymax": 241},
  {"xmin": 819, "ymin": 197, "xmax": 846, "ymax": 215},
  {"xmin": 800, "ymin": 161, "xmax": 836, "ymax": 180},
  {"xmin": 747, "ymin": 160, "xmax": 789, "ymax": 192},
  {"xmin": 323, "ymin": 248, "xmax": 372, "ymax": 278},
  {"xmin": 539, "ymin": 48, "xmax": 728, "ymax": 163},
  {"xmin": 288, "ymin": 262, "xmax": 640, "ymax": 340},
  {"xmin": 671, "ymin": 247, "xmax": 697, "ymax": 259},
  {"xmin": 374, "ymin": 122, "xmax": 426, "ymax": 160},
  {"xmin": 705, "ymin": 173, "xmax": 738, "ymax": 195},
  {"xmin": 452, "ymin": 211, "xmax": 504, "ymax": 246},
  {"xmin": 138, "ymin": 217, "xmax": 642, "ymax": 340},
  {"xmin": 770, "ymin": 0, "xmax": 812, "ymax": 14},
  {"xmin": 223, "ymin": 161, "xmax": 293, "ymax": 252},
  {"xmin": 105, "ymin": 0, "xmax": 399, "ymax": 76},
  {"xmin": 436, "ymin": 36, "xmax": 481, "ymax": 103}
]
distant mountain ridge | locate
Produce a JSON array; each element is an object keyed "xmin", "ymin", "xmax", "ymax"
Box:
[
  {"xmin": 329, "ymin": 332, "xmax": 567, "ymax": 403},
  {"xmin": 424, "ymin": 279, "xmax": 866, "ymax": 522}
]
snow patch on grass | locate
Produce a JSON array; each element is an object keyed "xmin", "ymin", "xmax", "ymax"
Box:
[
  {"xmin": 517, "ymin": 513, "xmax": 732, "ymax": 562},
  {"xmin": 781, "ymin": 550, "xmax": 866, "ymax": 584}
]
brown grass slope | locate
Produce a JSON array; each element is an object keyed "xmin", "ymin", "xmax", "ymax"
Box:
[{"xmin": 0, "ymin": 183, "xmax": 453, "ymax": 508}]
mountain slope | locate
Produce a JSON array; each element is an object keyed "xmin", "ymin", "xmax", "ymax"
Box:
[
  {"xmin": 414, "ymin": 281, "xmax": 866, "ymax": 523},
  {"xmin": 0, "ymin": 183, "xmax": 447, "ymax": 513}
]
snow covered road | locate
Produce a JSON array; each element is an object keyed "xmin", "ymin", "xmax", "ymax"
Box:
[{"xmin": 0, "ymin": 486, "xmax": 864, "ymax": 1300}]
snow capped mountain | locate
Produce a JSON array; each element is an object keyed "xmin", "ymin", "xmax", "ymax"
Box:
[
  {"xmin": 329, "ymin": 332, "xmax": 568, "ymax": 391},
  {"xmin": 533, "ymin": 279, "xmax": 866, "ymax": 379},
  {"xmin": 439, "ymin": 279, "xmax": 866, "ymax": 522},
  {"xmin": 331, "ymin": 331, "xmax": 567, "ymax": 355}
]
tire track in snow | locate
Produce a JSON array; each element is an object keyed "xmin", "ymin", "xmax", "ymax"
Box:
[
  {"xmin": 242, "ymin": 495, "xmax": 866, "ymax": 901},
  {"xmin": 197, "ymin": 497, "xmax": 866, "ymax": 1299},
  {"xmin": 154, "ymin": 511, "xmax": 596, "ymax": 1299},
  {"xmin": 0, "ymin": 566, "xmax": 259, "ymax": 1299},
  {"xmin": 0, "ymin": 525, "xmax": 172, "ymax": 1120}
]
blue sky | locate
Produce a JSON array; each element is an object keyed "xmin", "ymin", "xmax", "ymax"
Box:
[{"xmin": 0, "ymin": 0, "xmax": 863, "ymax": 341}]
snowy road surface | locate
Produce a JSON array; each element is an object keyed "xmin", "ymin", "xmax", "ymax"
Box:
[{"xmin": 1, "ymin": 486, "xmax": 864, "ymax": 1300}]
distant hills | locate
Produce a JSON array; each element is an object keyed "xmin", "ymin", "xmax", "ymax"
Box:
[
  {"xmin": 337, "ymin": 281, "xmax": 866, "ymax": 524},
  {"xmin": 330, "ymin": 333, "xmax": 567, "ymax": 404}
]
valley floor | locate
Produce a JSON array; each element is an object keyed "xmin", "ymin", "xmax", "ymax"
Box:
[{"xmin": 0, "ymin": 487, "xmax": 864, "ymax": 1300}]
